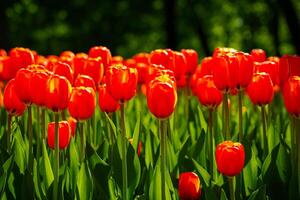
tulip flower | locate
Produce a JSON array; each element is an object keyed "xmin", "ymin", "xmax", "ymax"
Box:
[
  {"xmin": 52, "ymin": 61, "xmax": 74, "ymax": 84},
  {"xmin": 15, "ymin": 68, "xmax": 34, "ymax": 104},
  {"xmin": 47, "ymin": 121, "xmax": 71, "ymax": 149},
  {"xmin": 149, "ymin": 49, "xmax": 172, "ymax": 70},
  {"xmin": 83, "ymin": 57, "xmax": 104, "ymax": 86},
  {"xmin": 88, "ymin": 46, "xmax": 112, "ymax": 69},
  {"xmin": 136, "ymin": 62, "xmax": 148, "ymax": 84},
  {"xmin": 133, "ymin": 52, "xmax": 149, "ymax": 65},
  {"xmin": 181, "ymin": 49, "xmax": 198, "ymax": 75},
  {"xmin": 67, "ymin": 117, "xmax": 77, "ymax": 137},
  {"xmin": 251, "ymin": 49, "xmax": 266, "ymax": 62},
  {"xmin": 111, "ymin": 56, "xmax": 124, "ymax": 65},
  {"xmin": 123, "ymin": 58, "xmax": 136, "ymax": 68},
  {"xmin": 146, "ymin": 64, "xmax": 166, "ymax": 84},
  {"xmin": 173, "ymin": 51, "xmax": 187, "ymax": 79},
  {"xmin": 98, "ymin": 84, "xmax": 120, "ymax": 113},
  {"xmin": 73, "ymin": 53, "xmax": 88, "ymax": 80},
  {"xmin": 74, "ymin": 74, "xmax": 96, "ymax": 91},
  {"xmin": 216, "ymin": 141, "xmax": 245, "ymax": 200},
  {"xmin": 68, "ymin": 86, "xmax": 96, "ymax": 121},
  {"xmin": 254, "ymin": 61, "xmax": 279, "ymax": 91},
  {"xmin": 279, "ymin": 55, "xmax": 300, "ymax": 87},
  {"xmin": 105, "ymin": 64, "xmax": 138, "ymax": 102},
  {"xmin": 31, "ymin": 70, "xmax": 50, "ymax": 107},
  {"xmin": 9, "ymin": 47, "xmax": 35, "ymax": 77},
  {"xmin": 146, "ymin": 74, "xmax": 177, "ymax": 200},
  {"xmin": 60, "ymin": 50, "xmax": 75, "ymax": 59},
  {"xmin": 4, "ymin": 79, "xmax": 26, "ymax": 116},
  {"xmin": 0, "ymin": 49, "xmax": 6, "ymax": 56},
  {"xmin": 283, "ymin": 76, "xmax": 300, "ymax": 118},
  {"xmin": 178, "ymin": 172, "xmax": 201, "ymax": 200},
  {"xmin": 213, "ymin": 47, "xmax": 237, "ymax": 57}
]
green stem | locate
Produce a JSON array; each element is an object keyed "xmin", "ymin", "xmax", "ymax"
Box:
[
  {"xmin": 295, "ymin": 117, "xmax": 300, "ymax": 199},
  {"xmin": 223, "ymin": 92, "xmax": 230, "ymax": 140},
  {"xmin": 120, "ymin": 103, "xmax": 128, "ymax": 200},
  {"xmin": 208, "ymin": 109, "xmax": 214, "ymax": 182},
  {"xmin": 7, "ymin": 114, "xmax": 12, "ymax": 153},
  {"xmin": 261, "ymin": 106, "xmax": 268, "ymax": 159},
  {"xmin": 53, "ymin": 112, "xmax": 60, "ymax": 200},
  {"xmin": 238, "ymin": 91, "xmax": 243, "ymax": 142},
  {"xmin": 291, "ymin": 117, "xmax": 296, "ymax": 187},
  {"xmin": 79, "ymin": 122, "xmax": 85, "ymax": 162},
  {"xmin": 41, "ymin": 108, "xmax": 46, "ymax": 142},
  {"xmin": 160, "ymin": 119, "xmax": 168, "ymax": 200},
  {"xmin": 228, "ymin": 176, "xmax": 235, "ymax": 200},
  {"xmin": 28, "ymin": 105, "xmax": 33, "ymax": 171},
  {"xmin": 36, "ymin": 107, "xmax": 41, "ymax": 160}
]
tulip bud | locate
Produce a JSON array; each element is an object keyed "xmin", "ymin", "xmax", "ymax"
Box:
[
  {"xmin": 47, "ymin": 121, "xmax": 71, "ymax": 149},
  {"xmin": 251, "ymin": 49, "xmax": 266, "ymax": 62},
  {"xmin": 74, "ymin": 74, "xmax": 96, "ymax": 91},
  {"xmin": 181, "ymin": 49, "xmax": 198, "ymax": 75},
  {"xmin": 283, "ymin": 76, "xmax": 300, "ymax": 118},
  {"xmin": 88, "ymin": 46, "xmax": 112, "ymax": 69},
  {"xmin": 178, "ymin": 172, "xmax": 201, "ymax": 200},
  {"xmin": 98, "ymin": 84, "xmax": 120, "ymax": 113}
]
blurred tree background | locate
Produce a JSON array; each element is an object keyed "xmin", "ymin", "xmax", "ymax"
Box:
[{"xmin": 0, "ymin": 0, "xmax": 299, "ymax": 57}]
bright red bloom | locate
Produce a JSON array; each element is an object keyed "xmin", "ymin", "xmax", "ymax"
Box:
[
  {"xmin": 73, "ymin": 53, "xmax": 88, "ymax": 80},
  {"xmin": 45, "ymin": 74, "xmax": 72, "ymax": 112},
  {"xmin": 105, "ymin": 64, "xmax": 138, "ymax": 102},
  {"xmin": 149, "ymin": 49, "xmax": 172, "ymax": 70},
  {"xmin": 136, "ymin": 62, "xmax": 148, "ymax": 84},
  {"xmin": 83, "ymin": 57, "xmax": 104, "ymax": 86},
  {"xmin": 0, "ymin": 49, "xmax": 7, "ymax": 56},
  {"xmin": 147, "ymin": 75, "xmax": 177, "ymax": 119},
  {"xmin": 47, "ymin": 121, "xmax": 71, "ymax": 150},
  {"xmin": 133, "ymin": 53, "xmax": 149, "ymax": 65},
  {"xmin": 279, "ymin": 55, "xmax": 300, "ymax": 87},
  {"xmin": 74, "ymin": 74, "xmax": 96, "ymax": 91},
  {"xmin": 60, "ymin": 51, "xmax": 75, "ymax": 59},
  {"xmin": 88, "ymin": 46, "xmax": 112, "ymax": 69},
  {"xmin": 199, "ymin": 57, "xmax": 214, "ymax": 77},
  {"xmin": 181, "ymin": 49, "xmax": 198, "ymax": 75},
  {"xmin": 189, "ymin": 67, "xmax": 202, "ymax": 96},
  {"xmin": 67, "ymin": 117, "xmax": 77, "ymax": 137},
  {"xmin": 254, "ymin": 61, "xmax": 279, "ymax": 89},
  {"xmin": 68, "ymin": 87, "xmax": 96, "ymax": 120},
  {"xmin": 31, "ymin": 70, "xmax": 51, "ymax": 106},
  {"xmin": 146, "ymin": 64, "xmax": 165, "ymax": 84},
  {"xmin": 212, "ymin": 54, "xmax": 239, "ymax": 91},
  {"xmin": 213, "ymin": 47, "xmax": 236, "ymax": 57},
  {"xmin": 111, "ymin": 56, "xmax": 124, "ymax": 65},
  {"xmin": 251, "ymin": 49, "xmax": 266, "ymax": 62},
  {"xmin": 283, "ymin": 76, "xmax": 300, "ymax": 118},
  {"xmin": 123, "ymin": 58, "xmax": 136, "ymax": 68},
  {"xmin": 0, "ymin": 56, "xmax": 14, "ymax": 81},
  {"xmin": 178, "ymin": 172, "xmax": 201, "ymax": 200},
  {"xmin": 196, "ymin": 75, "xmax": 223, "ymax": 109},
  {"xmin": 14, "ymin": 68, "xmax": 34, "ymax": 104},
  {"xmin": 177, "ymin": 75, "xmax": 187, "ymax": 88},
  {"xmin": 98, "ymin": 84, "xmax": 120, "ymax": 113},
  {"xmin": 52, "ymin": 61, "xmax": 74, "ymax": 84},
  {"xmin": 247, "ymin": 72, "xmax": 274, "ymax": 106},
  {"xmin": 9, "ymin": 47, "xmax": 35, "ymax": 68},
  {"xmin": 235, "ymin": 52, "xmax": 254, "ymax": 89},
  {"xmin": 173, "ymin": 51, "xmax": 187, "ymax": 79},
  {"xmin": 3, "ymin": 79, "xmax": 26, "ymax": 116},
  {"xmin": 216, "ymin": 141, "xmax": 245, "ymax": 176}
]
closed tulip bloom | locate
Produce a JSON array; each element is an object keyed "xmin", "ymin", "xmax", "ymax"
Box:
[
  {"xmin": 83, "ymin": 57, "xmax": 104, "ymax": 86},
  {"xmin": 15, "ymin": 68, "xmax": 34, "ymax": 104},
  {"xmin": 213, "ymin": 47, "xmax": 237, "ymax": 57},
  {"xmin": 47, "ymin": 121, "xmax": 71, "ymax": 149},
  {"xmin": 247, "ymin": 72, "xmax": 274, "ymax": 106},
  {"xmin": 216, "ymin": 141, "xmax": 245, "ymax": 176},
  {"xmin": 3, "ymin": 79, "xmax": 26, "ymax": 116},
  {"xmin": 173, "ymin": 51, "xmax": 187, "ymax": 79},
  {"xmin": 133, "ymin": 53, "xmax": 149, "ymax": 65},
  {"xmin": 105, "ymin": 64, "xmax": 138, "ymax": 102},
  {"xmin": 46, "ymin": 74, "xmax": 72, "ymax": 112},
  {"xmin": 199, "ymin": 57, "xmax": 214, "ymax": 77},
  {"xmin": 9, "ymin": 47, "xmax": 35, "ymax": 68},
  {"xmin": 254, "ymin": 61, "xmax": 279, "ymax": 88},
  {"xmin": 73, "ymin": 53, "xmax": 88, "ymax": 79},
  {"xmin": 31, "ymin": 70, "xmax": 50, "ymax": 106},
  {"xmin": 111, "ymin": 56, "xmax": 124, "ymax": 65},
  {"xmin": 52, "ymin": 61, "xmax": 74, "ymax": 84},
  {"xmin": 196, "ymin": 75, "xmax": 223, "ymax": 109},
  {"xmin": 189, "ymin": 67, "xmax": 202, "ymax": 96},
  {"xmin": 279, "ymin": 55, "xmax": 300, "ymax": 87},
  {"xmin": 149, "ymin": 49, "xmax": 172, "ymax": 70},
  {"xmin": 283, "ymin": 76, "xmax": 300, "ymax": 118},
  {"xmin": 178, "ymin": 172, "xmax": 201, "ymax": 200},
  {"xmin": 251, "ymin": 49, "xmax": 266, "ymax": 62},
  {"xmin": 123, "ymin": 58, "xmax": 136, "ymax": 68},
  {"xmin": 68, "ymin": 87, "xmax": 96, "ymax": 120},
  {"xmin": 0, "ymin": 49, "xmax": 6, "ymax": 56},
  {"xmin": 177, "ymin": 75, "xmax": 187, "ymax": 88},
  {"xmin": 235, "ymin": 52, "xmax": 254, "ymax": 89},
  {"xmin": 67, "ymin": 117, "xmax": 77, "ymax": 137},
  {"xmin": 136, "ymin": 62, "xmax": 148, "ymax": 84},
  {"xmin": 98, "ymin": 84, "xmax": 120, "ymax": 113},
  {"xmin": 60, "ymin": 50, "xmax": 75, "ymax": 59},
  {"xmin": 212, "ymin": 55, "xmax": 239, "ymax": 91},
  {"xmin": 88, "ymin": 46, "xmax": 112, "ymax": 69},
  {"xmin": 181, "ymin": 49, "xmax": 198, "ymax": 75},
  {"xmin": 146, "ymin": 64, "xmax": 165, "ymax": 84},
  {"xmin": 74, "ymin": 74, "xmax": 96, "ymax": 91},
  {"xmin": 147, "ymin": 75, "xmax": 177, "ymax": 119},
  {"xmin": 0, "ymin": 56, "xmax": 15, "ymax": 81}
]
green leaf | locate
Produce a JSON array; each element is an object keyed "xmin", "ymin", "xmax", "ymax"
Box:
[
  {"xmin": 220, "ymin": 188, "xmax": 228, "ymax": 200},
  {"xmin": 276, "ymin": 143, "xmax": 290, "ymax": 183},
  {"xmin": 41, "ymin": 141, "xmax": 54, "ymax": 189},
  {"xmin": 104, "ymin": 112, "xmax": 117, "ymax": 139},
  {"xmin": 145, "ymin": 130, "xmax": 153, "ymax": 169},
  {"xmin": 77, "ymin": 161, "xmax": 93, "ymax": 200},
  {"xmin": 248, "ymin": 185, "xmax": 267, "ymax": 200},
  {"xmin": 13, "ymin": 130, "xmax": 26, "ymax": 174},
  {"xmin": 33, "ymin": 159, "xmax": 42, "ymax": 199},
  {"xmin": 7, "ymin": 174, "xmax": 15, "ymax": 199},
  {"xmin": 132, "ymin": 113, "xmax": 141, "ymax": 153},
  {"xmin": 261, "ymin": 144, "xmax": 280, "ymax": 182},
  {"xmin": 69, "ymin": 139, "xmax": 79, "ymax": 192},
  {"xmin": 192, "ymin": 159, "xmax": 211, "ymax": 187}
]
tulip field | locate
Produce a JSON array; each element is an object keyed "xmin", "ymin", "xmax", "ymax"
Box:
[{"xmin": 0, "ymin": 47, "xmax": 300, "ymax": 200}]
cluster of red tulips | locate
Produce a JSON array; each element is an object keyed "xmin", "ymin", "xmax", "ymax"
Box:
[{"xmin": 0, "ymin": 46, "xmax": 299, "ymax": 200}]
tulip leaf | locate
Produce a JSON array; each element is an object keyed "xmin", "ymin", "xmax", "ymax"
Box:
[
  {"xmin": 33, "ymin": 159, "xmax": 42, "ymax": 199},
  {"xmin": 261, "ymin": 144, "xmax": 280, "ymax": 182},
  {"xmin": 192, "ymin": 159, "xmax": 211, "ymax": 187},
  {"xmin": 77, "ymin": 161, "xmax": 93, "ymax": 200},
  {"xmin": 145, "ymin": 130, "xmax": 153, "ymax": 169},
  {"xmin": 276, "ymin": 143, "xmax": 290, "ymax": 183},
  {"xmin": 13, "ymin": 130, "xmax": 26, "ymax": 174},
  {"xmin": 7, "ymin": 173, "xmax": 15, "ymax": 199},
  {"xmin": 132, "ymin": 113, "xmax": 140, "ymax": 153},
  {"xmin": 69, "ymin": 140, "xmax": 79, "ymax": 192},
  {"xmin": 220, "ymin": 188, "xmax": 228, "ymax": 200},
  {"xmin": 41, "ymin": 141, "xmax": 54, "ymax": 189},
  {"xmin": 248, "ymin": 185, "xmax": 267, "ymax": 200}
]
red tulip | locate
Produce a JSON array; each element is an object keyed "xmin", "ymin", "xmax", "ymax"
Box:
[
  {"xmin": 88, "ymin": 46, "xmax": 112, "ymax": 69},
  {"xmin": 74, "ymin": 74, "xmax": 96, "ymax": 91},
  {"xmin": 14, "ymin": 68, "xmax": 34, "ymax": 104},
  {"xmin": 9, "ymin": 47, "xmax": 35, "ymax": 69},
  {"xmin": 73, "ymin": 53, "xmax": 88, "ymax": 80},
  {"xmin": 146, "ymin": 64, "xmax": 166, "ymax": 84},
  {"xmin": 47, "ymin": 121, "xmax": 71, "ymax": 149},
  {"xmin": 147, "ymin": 75, "xmax": 177, "ymax": 119},
  {"xmin": 178, "ymin": 172, "xmax": 201, "ymax": 200},
  {"xmin": 83, "ymin": 57, "xmax": 104, "ymax": 86},
  {"xmin": 133, "ymin": 53, "xmax": 149, "ymax": 65},
  {"xmin": 60, "ymin": 50, "xmax": 75, "ymax": 59},
  {"xmin": 0, "ymin": 49, "xmax": 7, "ymax": 56},
  {"xmin": 181, "ymin": 49, "xmax": 198, "ymax": 75},
  {"xmin": 199, "ymin": 57, "xmax": 214, "ymax": 77},
  {"xmin": 189, "ymin": 67, "xmax": 202, "ymax": 96},
  {"xmin": 213, "ymin": 47, "xmax": 236, "ymax": 57},
  {"xmin": 31, "ymin": 70, "xmax": 51, "ymax": 106},
  {"xmin": 0, "ymin": 56, "xmax": 14, "ymax": 81},
  {"xmin": 254, "ymin": 61, "xmax": 279, "ymax": 89},
  {"xmin": 67, "ymin": 117, "xmax": 77, "ymax": 137},
  {"xmin": 98, "ymin": 84, "xmax": 120, "ymax": 113},
  {"xmin": 105, "ymin": 64, "xmax": 138, "ymax": 102},
  {"xmin": 247, "ymin": 72, "xmax": 274, "ymax": 106},
  {"xmin": 46, "ymin": 74, "xmax": 72, "ymax": 112},
  {"xmin": 177, "ymin": 75, "xmax": 187, "ymax": 88},
  {"xmin": 216, "ymin": 141, "xmax": 245, "ymax": 176},
  {"xmin": 212, "ymin": 54, "xmax": 239, "ymax": 91},
  {"xmin": 251, "ymin": 49, "xmax": 266, "ymax": 62},
  {"xmin": 111, "ymin": 56, "xmax": 124, "ymax": 65},
  {"xmin": 68, "ymin": 87, "xmax": 96, "ymax": 120},
  {"xmin": 136, "ymin": 62, "xmax": 148, "ymax": 84},
  {"xmin": 173, "ymin": 51, "xmax": 187, "ymax": 79},
  {"xmin": 235, "ymin": 52, "xmax": 254, "ymax": 89},
  {"xmin": 3, "ymin": 79, "xmax": 26, "ymax": 116},
  {"xmin": 149, "ymin": 49, "xmax": 172, "ymax": 70},
  {"xmin": 279, "ymin": 55, "xmax": 300, "ymax": 87},
  {"xmin": 196, "ymin": 75, "xmax": 223, "ymax": 109},
  {"xmin": 283, "ymin": 76, "xmax": 300, "ymax": 118},
  {"xmin": 52, "ymin": 61, "xmax": 74, "ymax": 84},
  {"xmin": 123, "ymin": 58, "xmax": 136, "ymax": 68}
]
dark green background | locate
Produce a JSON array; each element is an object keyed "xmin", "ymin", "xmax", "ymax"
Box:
[{"xmin": 0, "ymin": 0, "xmax": 299, "ymax": 57}]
